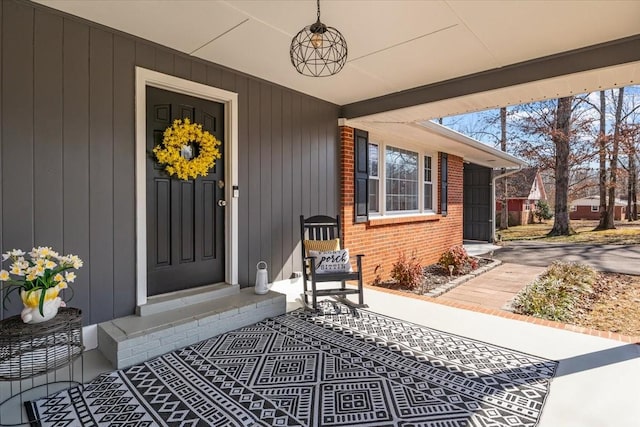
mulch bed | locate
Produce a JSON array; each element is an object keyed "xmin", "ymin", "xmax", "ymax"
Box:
[
  {"xmin": 375, "ymin": 258, "xmax": 492, "ymax": 295},
  {"xmin": 572, "ymin": 272, "xmax": 640, "ymax": 336}
]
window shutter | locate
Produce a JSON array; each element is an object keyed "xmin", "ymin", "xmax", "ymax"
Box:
[
  {"xmin": 354, "ymin": 129, "xmax": 369, "ymax": 223},
  {"xmin": 440, "ymin": 153, "xmax": 448, "ymax": 216}
]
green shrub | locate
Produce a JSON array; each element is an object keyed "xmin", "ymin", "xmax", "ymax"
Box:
[
  {"xmin": 438, "ymin": 245, "xmax": 478, "ymax": 275},
  {"xmin": 513, "ymin": 261, "xmax": 597, "ymax": 321},
  {"xmin": 513, "ymin": 276, "xmax": 576, "ymax": 321},
  {"xmin": 534, "ymin": 200, "xmax": 553, "ymax": 223},
  {"xmin": 546, "ymin": 261, "xmax": 596, "ymax": 293},
  {"xmin": 390, "ymin": 252, "xmax": 423, "ymax": 291}
]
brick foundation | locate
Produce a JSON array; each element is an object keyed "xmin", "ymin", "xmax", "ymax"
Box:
[{"xmin": 340, "ymin": 126, "xmax": 464, "ymax": 284}]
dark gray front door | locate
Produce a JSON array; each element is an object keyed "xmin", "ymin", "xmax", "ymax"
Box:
[
  {"xmin": 463, "ymin": 163, "xmax": 491, "ymax": 242},
  {"xmin": 146, "ymin": 86, "xmax": 225, "ymax": 296}
]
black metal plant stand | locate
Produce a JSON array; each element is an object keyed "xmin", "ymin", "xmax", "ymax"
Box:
[{"xmin": 0, "ymin": 308, "xmax": 84, "ymax": 426}]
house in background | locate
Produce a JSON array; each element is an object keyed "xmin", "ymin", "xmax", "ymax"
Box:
[
  {"xmin": 495, "ymin": 168, "xmax": 547, "ymax": 226},
  {"xmin": 1, "ymin": 0, "xmax": 638, "ymax": 367},
  {"xmin": 570, "ymin": 196, "xmax": 626, "ymax": 221}
]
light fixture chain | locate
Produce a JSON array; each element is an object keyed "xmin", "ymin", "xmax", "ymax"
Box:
[{"xmin": 316, "ymin": 0, "xmax": 321, "ymax": 21}]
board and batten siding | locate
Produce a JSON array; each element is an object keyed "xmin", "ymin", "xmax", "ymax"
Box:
[{"xmin": 0, "ymin": 0, "xmax": 340, "ymax": 324}]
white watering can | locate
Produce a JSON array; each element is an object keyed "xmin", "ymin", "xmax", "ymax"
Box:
[{"xmin": 255, "ymin": 261, "xmax": 270, "ymax": 295}]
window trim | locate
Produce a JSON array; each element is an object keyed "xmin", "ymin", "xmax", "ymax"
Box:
[
  {"xmin": 368, "ymin": 143, "xmax": 380, "ymax": 214},
  {"xmin": 424, "ymin": 154, "xmax": 433, "ymax": 211},
  {"xmin": 367, "ymin": 140, "xmax": 438, "ymax": 218},
  {"xmin": 590, "ymin": 205, "xmax": 599, "ymax": 212}
]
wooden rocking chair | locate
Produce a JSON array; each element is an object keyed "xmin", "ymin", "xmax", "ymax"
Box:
[{"xmin": 300, "ymin": 215, "xmax": 365, "ymax": 309}]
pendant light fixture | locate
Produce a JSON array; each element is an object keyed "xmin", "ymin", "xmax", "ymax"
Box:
[{"xmin": 290, "ymin": 0, "xmax": 348, "ymax": 77}]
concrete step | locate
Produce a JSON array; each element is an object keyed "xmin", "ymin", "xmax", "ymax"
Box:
[
  {"xmin": 136, "ymin": 282, "xmax": 241, "ymax": 316},
  {"xmin": 98, "ymin": 288, "xmax": 286, "ymax": 369}
]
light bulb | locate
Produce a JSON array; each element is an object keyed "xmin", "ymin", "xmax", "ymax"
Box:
[{"xmin": 311, "ymin": 33, "xmax": 323, "ymax": 49}]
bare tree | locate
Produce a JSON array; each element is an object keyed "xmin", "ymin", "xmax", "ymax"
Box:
[
  {"xmin": 499, "ymin": 107, "xmax": 509, "ymax": 229},
  {"xmin": 585, "ymin": 87, "xmax": 640, "ymax": 228},
  {"xmin": 619, "ymin": 124, "xmax": 640, "ymax": 221},
  {"xmin": 607, "ymin": 88, "xmax": 624, "ymax": 227},
  {"xmin": 596, "ymin": 91, "xmax": 609, "ymax": 229},
  {"xmin": 548, "ymin": 97, "xmax": 575, "ymax": 236},
  {"xmin": 510, "ymin": 98, "xmax": 596, "ymax": 188}
]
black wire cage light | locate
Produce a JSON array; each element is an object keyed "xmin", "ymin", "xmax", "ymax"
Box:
[{"xmin": 290, "ymin": 0, "xmax": 348, "ymax": 77}]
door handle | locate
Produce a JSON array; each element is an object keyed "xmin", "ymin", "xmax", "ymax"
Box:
[{"xmin": 218, "ymin": 200, "xmax": 227, "ymax": 207}]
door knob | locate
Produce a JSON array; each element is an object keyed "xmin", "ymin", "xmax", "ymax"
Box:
[{"xmin": 218, "ymin": 200, "xmax": 227, "ymax": 207}]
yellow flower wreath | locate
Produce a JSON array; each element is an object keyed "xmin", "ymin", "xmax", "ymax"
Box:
[{"xmin": 153, "ymin": 118, "xmax": 221, "ymax": 180}]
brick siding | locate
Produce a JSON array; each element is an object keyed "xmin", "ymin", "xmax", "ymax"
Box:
[{"xmin": 340, "ymin": 126, "xmax": 463, "ymax": 284}]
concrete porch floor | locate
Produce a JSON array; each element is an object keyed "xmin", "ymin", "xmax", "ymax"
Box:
[
  {"xmin": 2, "ymin": 279, "xmax": 638, "ymax": 426},
  {"xmin": 270, "ymin": 279, "xmax": 640, "ymax": 427}
]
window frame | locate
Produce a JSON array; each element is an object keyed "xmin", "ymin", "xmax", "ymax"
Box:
[
  {"xmin": 367, "ymin": 140, "xmax": 438, "ymax": 218},
  {"xmin": 424, "ymin": 154, "xmax": 434, "ymax": 211},
  {"xmin": 590, "ymin": 205, "xmax": 599, "ymax": 212},
  {"xmin": 368, "ymin": 143, "xmax": 380, "ymax": 214}
]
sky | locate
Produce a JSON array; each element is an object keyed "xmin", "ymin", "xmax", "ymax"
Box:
[{"xmin": 436, "ymin": 85, "xmax": 640, "ymax": 152}]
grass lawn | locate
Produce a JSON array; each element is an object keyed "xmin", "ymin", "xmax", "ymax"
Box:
[{"xmin": 498, "ymin": 219, "xmax": 640, "ymax": 244}]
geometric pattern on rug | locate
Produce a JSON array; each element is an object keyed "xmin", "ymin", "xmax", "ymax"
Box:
[{"xmin": 29, "ymin": 301, "xmax": 557, "ymax": 427}]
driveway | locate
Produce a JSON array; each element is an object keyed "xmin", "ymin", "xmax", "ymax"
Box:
[{"xmin": 493, "ymin": 241, "xmax": 640, "ymax": 275}]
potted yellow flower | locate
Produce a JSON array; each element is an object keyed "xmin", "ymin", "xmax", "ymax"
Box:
[{"xmin": 1, "ymin": 247, "xmax": 83, "ymax": 324}]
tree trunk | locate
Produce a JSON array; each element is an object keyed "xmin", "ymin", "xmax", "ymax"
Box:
[
  {"xmin": 595, "ymin": 91, "xmax": 611, "ymax": 230},
  {"xmin": 627, "ymin": 152, "xmax": 636, "ymax": 222},
  {"xmin": 499, "ymin": 107, "xmax": 509, "ymax": 229},
  {"xmin": 629, "ymin": 146, "xmax": 638, "ymax": 221},
  {"xmin": 606, "ymin": 87, "xmax": 624, "ymax": 228},
  {"xmin": 549, "ymin": 97, "xmax": 575, "ymax": 236},
  {"xmin": 633, "ymin": 175, "xmax": 638, "ymax": 220}
]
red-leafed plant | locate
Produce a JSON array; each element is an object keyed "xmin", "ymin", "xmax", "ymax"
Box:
[
  {"xmin": 438, "ymin": 245, "xmax": 478, "ymax": 275},
  {"xmin": 390, "ymin": 251, "xmax": 423, "ymax": 291}
]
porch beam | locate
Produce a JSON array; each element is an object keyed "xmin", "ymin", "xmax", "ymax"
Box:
[{"xmin": 341, "ymin": 33, "xmax": 640, "ymax": 119}]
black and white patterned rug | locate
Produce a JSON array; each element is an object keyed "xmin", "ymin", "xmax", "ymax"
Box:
[{"xmin": 29, "ymin": 302, "xmax": 557, "ymax": 426}]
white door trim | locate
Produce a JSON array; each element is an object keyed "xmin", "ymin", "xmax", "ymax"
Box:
[{"xmin": 135, "ymin": 67, "xmax": 239, "ymax": 307}]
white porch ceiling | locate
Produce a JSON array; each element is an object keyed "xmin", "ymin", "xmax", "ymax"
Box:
[{"xmin": 35, "ymin": 0, "xmax": 640, "ymax": 113}]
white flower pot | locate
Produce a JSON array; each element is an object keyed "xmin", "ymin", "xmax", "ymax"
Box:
[{"xmin": 20, "ymin": 288, "xmax": 64, "ymax": 324}]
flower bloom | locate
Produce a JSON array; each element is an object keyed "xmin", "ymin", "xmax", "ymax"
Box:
[
  {"xmin": 54, "ymin": 273, "xmax": 64, "ymax": 282},
  {"xmin": 65, "ymin": 272, "xmax": 76, "ymax": 283},
  {"xmin": 10, "ymin": 265, "xmax": 24, "ymax": 276},
  {"xmin": 69, "ymin": 255, "xmax": 83, "ymax": 269},
  {"xmin": 0, "ymin": 270, "xmax": 9, "ymax": 281}
]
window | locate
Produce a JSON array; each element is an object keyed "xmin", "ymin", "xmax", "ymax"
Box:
[
  {"xmin": 570, "ymin": 205, "xmax": 577, "ymax": 212},
  {"xmin": 591, "ymin": 205, "xmax": 599, "ymax": 212},
  {"xmin": 424, "ymin": 155, "xmax": 433, "ymax": 210},
  {"xmin": 440, "ymin": 153, "xmax": 448, "ymax": 216},
  {"xmin": 524, "ymin": 201, "xmax": 530, "ymax": 211},
  {"xmin": 367, "ymin": 142, "xmax": 437, "ymax": 216},
  {"xmin": 386, "ymin": 146, "xmax": 419, "ymax": 212},
  {"xmin": 368, "ymin": 144, "xmax": 379, "ymax": 213}
]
